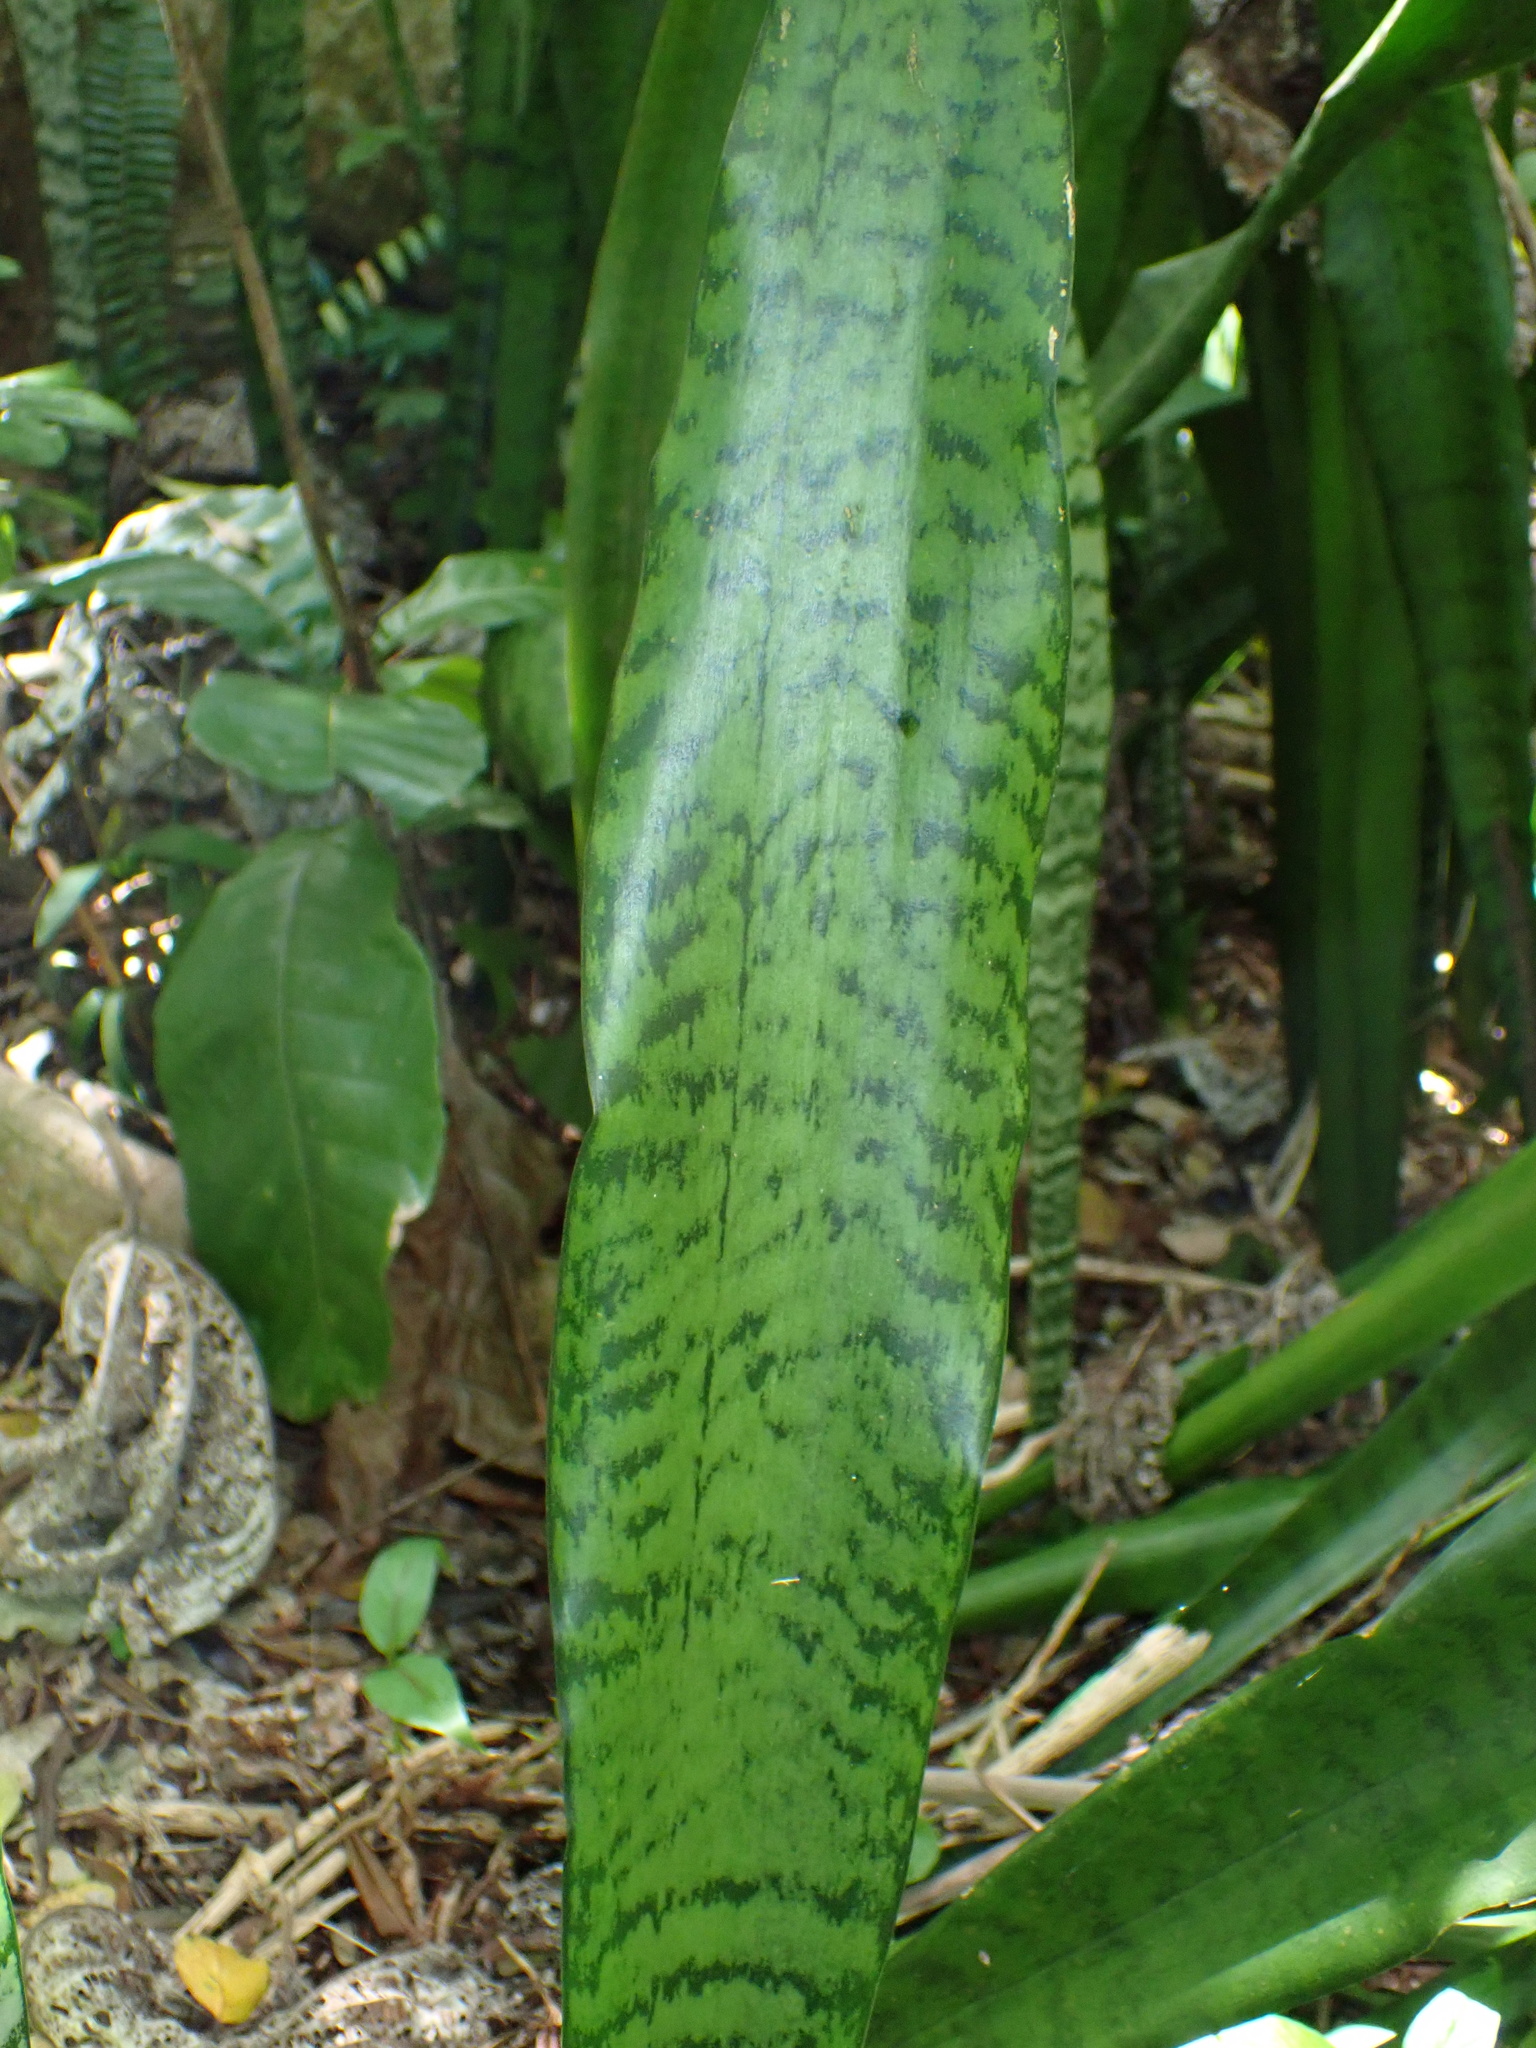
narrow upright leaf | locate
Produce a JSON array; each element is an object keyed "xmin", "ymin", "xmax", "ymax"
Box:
[
  {"xmin": 1319, "ymin": 80, "xmax": 1536, "ymax": 1115},
  {"xmin": 563, "ymin": 0, "xmax": 770, "ymax": 833},
  {"xmin": 550, "ymin": 1, "xmax": 1072, "ymax": 2041},
  {"xmin": 1025, "ymin": 324, "xmax": 1114, "ymax": 1421},
  {"xmin": 155, "ymin": 821, "xmax": 444, "ymax": 1418}
]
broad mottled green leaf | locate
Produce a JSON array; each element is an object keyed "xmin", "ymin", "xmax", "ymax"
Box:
[
  {"xmin": 155, "ymin": 821, "xmax": 443, "ymax": 1418},
  {"xmin": 549, "ymin": 0, "xmax": 1071, "ymax": 2040},
  {"xmin": 187, "ymin": 671, "xmax": 486, "ymax": 823},
  {"xmin": 563, "ymin": 0, "xmax": 771, "ymax": 833},
  {"xmin": 871, "ymin": 1478, "xmax": 1536, "ymax": 2048}
]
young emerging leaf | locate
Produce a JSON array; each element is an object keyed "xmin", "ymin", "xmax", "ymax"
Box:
[
  {"xmin": 362, "ymin": 1652, "xmax": 474, "ymax": 1740},
  {"xmin": 359, "ymin": 1536, "xmax": 447, "ymax": 1661},
  {"xmin": 32, "ymin": 862, "xmax": 103, "ymax": 951}
]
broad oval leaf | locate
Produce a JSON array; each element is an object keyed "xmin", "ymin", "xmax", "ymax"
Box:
[
  {"xmin": 873, "ymin": 1477, "xmax": 1536, "ymax": 2048},
  {"xmin": 186, "ymin": 671, "xmax": 487, "ymax": 823},
  {"xmin": 186, "ymin": 671, "xmax": 333, "ymax": 792},
  {"xmin": 154, "ymin": 820, "xmax": 444, "ymax": 1418},
  {"xmin": 549, "ymin": 0, "xmax": 1072, "ymax": 2041},
  {"xmin": 359, "ymin": 1536, "xmax": 446, "ymax": 1660},
  {"xmin": 372, "ymin": 550, "xmax": 561, "ymax": 656}
]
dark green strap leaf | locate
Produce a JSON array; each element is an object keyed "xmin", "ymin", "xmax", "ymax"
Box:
[
  {"xmin": 155, "ymin": 821, "xmax": 444, "ymax": 1418},
  {"xmin": 563, "ymin": 0, "xmax": 771, "ymax": 836},
  {"xmin": 549, "ymin": 0, "xmax": 1072, "ymax": 2038},
  {"xmin": 1319, "ymin": 86, "xmax": 1536, "ymax": 1119},
  {"xmin": 957, "ymin": 1476, "xmax": 1314, "ymax": 1636},
  {"xmin": 872, "ymin": 1477, "xmax": 1536, "ymax": 2048},
  {"xmin": 1307, "ymin": 283, "xmax": 1427, "ymax": 1267},
  {"xmin": 1093, "ymin": 0, "xmax": 1536, "ymax": 445}
]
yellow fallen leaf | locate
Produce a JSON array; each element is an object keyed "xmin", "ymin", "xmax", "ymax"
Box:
[
  {"xmin": 173, "ymin": 1936, "xmax": 271, "ymax": 2024},
  {"xmin": 0, "ymin": 1414, "xmax": 39, "ymax": 1439},
  {"xmin": 1077, "ymin": 1178, "xmax": 1123, "ymax": 1251}
]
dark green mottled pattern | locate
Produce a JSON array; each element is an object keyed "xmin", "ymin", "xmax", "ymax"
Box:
[{"xmin": 549, "ymin": 2, "xmax": 1071, "ymax": 2041}]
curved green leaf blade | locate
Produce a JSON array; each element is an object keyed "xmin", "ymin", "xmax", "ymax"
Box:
[
  {"xmin": 549, "ymin": 0, "xmax": 1072, "ymax": 2038},
  {"xmin": 1091, "ymin": 1286, "xmax": 1536, "ymax": 1754},
  {"xmin": 32, "ymin": 861, "xmax": 104, "ymax": 950},
  {"xmin": 1092, "ymin": 0, "xmax": 1536, "ymax": 445},
  {"xmin": 1164, "ymin": 1132, "xmax": 1536, "ymax": 1484},
  {"xmin": 1, "ymin": 551, "xmax": 301, "ymax": 657},
  {"xmin": 562, "ymin": 0, "xmax": 770, "ymax": 835},
  {"xmin": 871, "ymin": 1478, "xmax": 1536, "ymax": 2048},
  {"xmin": 155, "ymin": 821, "xmax": 444, "ymax": 1419},
  {"xmin": 1307, "ymin": 284, "xmax": 1426, "ymax": 1267},
  {"xmin": 362, "ymin": 1652, "xmax": 473, "ymax": 1739},
  {"xmin": 957, "ymin": 1478, "xmax": 1314, "ymax": 1637}
]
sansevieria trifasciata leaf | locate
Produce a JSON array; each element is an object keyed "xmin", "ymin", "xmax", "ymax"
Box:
[{"xmin": 549, "ymin": 1, "xmax": 1072, "ymax": 2042}]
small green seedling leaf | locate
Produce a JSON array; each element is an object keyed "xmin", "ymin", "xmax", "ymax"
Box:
[
  {"xmin": 362, "ymin": 1652, "xmax": 474, "ymax": 1740},
  {"xmin": 359, "ymin": 1536, "xmax": 446, "ymax": 1660},
  {"xmin": 905, "ymin": 1818, "xmax": 941, "ymax": 1887},
  {"xmin": 33, "ymin": 862, "xmax": 103, "ymax": 950},
  {"xmin": 1402, "ymin": 1991, "xmax": 1500, "ymax": 2048},
  {"xmin": 1327, "ymin": 2029, "xmax": 1397, "ymax": 2047},
  {"xmin": 1180, "ymin": 2021, "xmax": 1330, "ymax": 2047}
]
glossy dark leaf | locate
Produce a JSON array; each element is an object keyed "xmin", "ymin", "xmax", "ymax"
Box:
[{"xmin": 155, "ymin": 821, "xmax": 444, "ymax": 1419}]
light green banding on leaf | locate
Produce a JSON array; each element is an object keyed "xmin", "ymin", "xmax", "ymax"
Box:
[
  {"xmin": 1025, "ymin": 322, "xmax": 1112, "ymax": 1423},
  {"xmin": 549, "ymin": 0, "xmax": 1072, "ymax": 2040}
]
